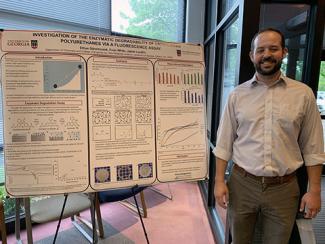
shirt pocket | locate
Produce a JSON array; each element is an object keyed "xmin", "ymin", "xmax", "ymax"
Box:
[{"xmin": 276, "ymin": 103, "xmax": 303, "ymax": 129}]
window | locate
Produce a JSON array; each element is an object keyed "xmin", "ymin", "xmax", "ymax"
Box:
[
  {"xmin": 111, "ymin": 0, "xmax": 185, "ymax": 42},
  {"xmin": 220, "ymin": 18, "xmax": 239, "ymax": 113},
  {"xmin": 259, "ymin": 3, "xmax": 310, "ymax": 82},
  {"xmin": 205, "ymin": 38, "xmax": 216, "ymax": 133},
  {"xmin": 0, "ymin": 0, "xmax": 111, "ymax": 34},
  {"xmin": 220, "ymin": 0, "xmax": 237, "ymax": 20},
  {"xmin": 317, "ymin": 61, "xmax": 325, "ymax": 116},
  {"xmin": 0, "ymin": 0, "xmax": 186, "ymax": 226}
]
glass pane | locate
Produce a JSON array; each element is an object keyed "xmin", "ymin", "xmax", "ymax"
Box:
[
  {"xmin": 214, "ymin": 17, "xmax": 239, "ymax": 231},
  {"xmin": 0, "ymin": 152, "xmax": 3, "ymax": 185},
  {"xmin": 317, "ymin": 61, "xmax": 325, "ymax": 116},
  {"xmin": 206, "ymin": 0, "xmax": 217, "ymax": 36},
  {"xmin": 220, "ymin": 18, "xmax": 239, "ymax": 113},
  {"xmin": 111, "ymin": 0, "xmax": 185, "ymax": 42},
  {"xmin": 220, "ymin": 0, "xmax": 237, "ymax": 20},
  {"xmin": 260, "ymin": 4, "xmax": 310, "ymax": 81},
  {"xmin": 205, "ymin": 38, "xmax": 216, "ymax": 134}
]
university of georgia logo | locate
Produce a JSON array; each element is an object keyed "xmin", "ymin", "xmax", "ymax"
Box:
[{"xmin": 31, "ymin": 40, "xmax": 38, "ymax": 49}]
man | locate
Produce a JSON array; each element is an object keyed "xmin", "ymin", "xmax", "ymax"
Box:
[{"xmin": 213, "ymin": 28, "xmax": 324, "ymax": 244}]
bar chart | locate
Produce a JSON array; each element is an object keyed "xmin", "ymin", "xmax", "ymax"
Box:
[
  {"xmin": 182, "ymin": 90, "xmax": 204, "ymax": 104},
  {"xmin": 158, "ymin": 72, "xmax": 180, "ymax": 84},
  {"xmin": 183, "ymin": 72, "xmax": 204, "ymax": 85},
  {"xmin": 156, "ymin": 61, "xmax": 204, "ymax": 86},
  {"xmin": 157, "ymin": 71, "xmax": 204, "ymax": 85}
]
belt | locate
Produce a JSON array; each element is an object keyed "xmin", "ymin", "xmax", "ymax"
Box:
[{"xmin": 233, "ymin": 164, "xmax": 296, "ymax": 185}]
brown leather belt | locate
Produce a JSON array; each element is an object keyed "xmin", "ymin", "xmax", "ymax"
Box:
[{"xmin": 233, "ymin": 164, "xmax": 296, "ymax": 185}]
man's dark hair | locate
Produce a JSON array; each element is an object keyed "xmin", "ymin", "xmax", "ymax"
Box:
[{"xmin": 250, "ymin": 28, "xmax": 285, "ymax": 50}]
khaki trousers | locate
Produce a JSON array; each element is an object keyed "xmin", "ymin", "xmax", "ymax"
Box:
[{"xmin": 227, "ymin": 168, "xmax": 300, "ymax": 244}]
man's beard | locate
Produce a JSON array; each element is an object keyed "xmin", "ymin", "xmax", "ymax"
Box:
[{"xmin": 254, "ymin": 57, "xmax": 282, "ymax": 76}]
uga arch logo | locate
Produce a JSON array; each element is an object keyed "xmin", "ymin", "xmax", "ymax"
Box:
[{"xmin": 31, "ymin": 40, "xmax": 38, "ymax": 49}]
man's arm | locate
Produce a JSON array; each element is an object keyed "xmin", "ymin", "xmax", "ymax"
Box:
[
  {"xmin": 299, "ymin": 164, "xmax": 323, "ymax": 218},
  {"xmin": 214, "ymin": 157, "xmax": 229, "ymax": 209},
  {"xmin": 297, "ymin": 89, "xmax": 324, "ymax": 218}
]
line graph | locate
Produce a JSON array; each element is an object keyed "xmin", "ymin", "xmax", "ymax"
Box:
[
  {"xmin": 6, "ymin": 163, "xmax": 55, "ymax": 184},
  {"xmin": 160, "ymin": 121, "xmax": 199, "ymax": 147}
]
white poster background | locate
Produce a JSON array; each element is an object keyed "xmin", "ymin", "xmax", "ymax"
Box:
[{"xmin": 0, "ymin": 30, "xmax": 207, "ymax": 196}]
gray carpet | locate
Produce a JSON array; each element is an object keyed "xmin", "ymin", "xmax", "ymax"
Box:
[{"xmin": 35, "ymin": 220, "xmax": 135, "ymax": 244}]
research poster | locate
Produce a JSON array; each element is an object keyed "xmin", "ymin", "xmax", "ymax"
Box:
[{"xmin": 0, "ymin": 30, "xmax": 207, "ymax": 196}]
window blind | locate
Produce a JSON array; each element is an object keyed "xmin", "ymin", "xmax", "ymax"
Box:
[
  {"xmin": 0, "ymin": 0, "xmax": 112, "ymax": 184},
  {"xmin": 0, "ymin": 0, "xmax": 111, "ymax": 34}
]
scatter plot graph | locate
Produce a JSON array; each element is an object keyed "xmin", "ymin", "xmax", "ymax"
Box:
[
  {"xmin": 116, "ymin": 164, "xmax": 133, "ymax": 181},
  {"xmin": 43, "ymin": 60, "xmax": 85, "ymax": 93},
  {"xmin": 94, "ymin": 166, "xmax": 111, "ymax": 183}
]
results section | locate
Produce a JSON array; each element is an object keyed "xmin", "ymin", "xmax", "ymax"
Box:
[{"xmin": 155, "ymin": 61, "xmax": 207, "ymax": 182}]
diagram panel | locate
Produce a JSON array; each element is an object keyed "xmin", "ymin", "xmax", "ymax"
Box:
[{"xmin": 88, "ymin": 56, "xmax": 156, "ymax": 189}]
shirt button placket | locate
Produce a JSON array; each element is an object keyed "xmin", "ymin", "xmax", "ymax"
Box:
[{"xmin": 264, "ymin": 88, "xmax": 273, "ymax": 172}]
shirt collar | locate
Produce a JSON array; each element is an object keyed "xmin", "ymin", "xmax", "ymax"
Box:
[{"xmin": 249, "ymin": 73, "xmax": 287, "ymax": 87}]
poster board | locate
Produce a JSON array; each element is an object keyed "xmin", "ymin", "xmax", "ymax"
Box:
[{"xmin": 0, "ymin": 30, "xmax": 208, "ymax": 196}]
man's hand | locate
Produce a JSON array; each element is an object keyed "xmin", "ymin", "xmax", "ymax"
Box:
[
  {"xmin": 300, "ymin": 191, "xmax": 321, "ymax": 218},
  {"xmin": 301, "ymin": 165, "xmax": 323, "ymax": 218},
  {"xmin": 214, "ymin": 181, "xmax": 229, "ymax": 209}
]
